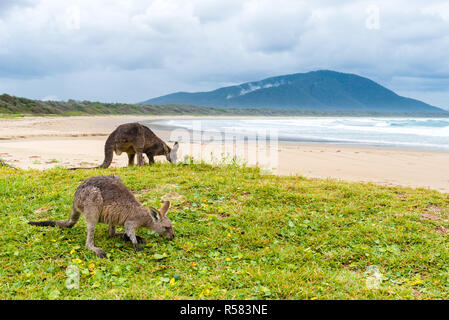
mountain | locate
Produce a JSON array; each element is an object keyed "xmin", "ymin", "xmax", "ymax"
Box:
[{"xmin": 142, "ymin": 70, "xmax": 447, "ymax": 114}]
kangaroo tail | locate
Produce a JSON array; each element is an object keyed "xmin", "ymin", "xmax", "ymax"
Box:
[
  {"xmin": 68, "ymin": 131, "xmax": 116, "ymax": 170},
  {"xmin": 28, "ymin": 220, "xmax": 57, "ymax": 227},
  {"xmin": 28, "ymin": 219, "xmax": 77, "ymax": 228},
  {"xmin": 99, "ymin": 133, "xmax": 115, "ymax": 169},
  {"xmin": 29, "ymin": 207, "xmax": 80, "ymax": 228}
]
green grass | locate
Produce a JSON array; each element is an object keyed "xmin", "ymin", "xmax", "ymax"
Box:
[{"xmin": 1, "ymin": 163, "xmax": 449, "ymax": 299}]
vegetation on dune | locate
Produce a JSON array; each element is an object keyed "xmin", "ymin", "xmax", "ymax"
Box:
[
  {"xmin": 0, "ymin": 93, "xmax": 235, "ymax": 116},
  {"xmin": 1, "ymin": 93, "xmax": 447, "ymax": 117},
  {"xmin": 0, "ymin": 158, "xmax": 15, "ymax": 169},
  {"xmin": 1, "ymin": 163, "xmax": 449, "ymax": 299}
]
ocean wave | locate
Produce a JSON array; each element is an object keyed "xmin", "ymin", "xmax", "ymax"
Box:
[{"xmin": 149, "ymin": 118, "xmax": 449, "ymax": 150}]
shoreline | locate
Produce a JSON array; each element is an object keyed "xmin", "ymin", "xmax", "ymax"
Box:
[
  {"xmin": 146, "ymin": 117, "xmax": 449, "ymax": 152},
  {"xmin": 2, "ymin": 114, "xmax": 449, "ymax": 150},
  {"xmin": 1, "ymin": 115, "xmax": 449, "ymax": 193}
]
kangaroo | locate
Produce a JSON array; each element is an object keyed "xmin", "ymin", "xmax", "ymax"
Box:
[
  {"xmin": 100, "ymin": 122, "xmax": 179, "ymax": 169},
  {"xmin": 28, "ymin": 175, "xmax": 175, "ymax": 258}
]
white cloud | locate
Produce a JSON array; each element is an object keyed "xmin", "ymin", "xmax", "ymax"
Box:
[
  {"xmin": 0, "ymin": 0, "xmax": 448, "ymax": 108},
  {"xmin": 238, "ymin": 80, "xmax": 286, "ymax": 96}
]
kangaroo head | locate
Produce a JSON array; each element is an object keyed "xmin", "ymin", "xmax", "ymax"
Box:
[
  {"xmin": 148, "ymin": 201, "xmax": 175, "ymax": 240},
  {"xmin": 166, "ymin": 142, "xmax": 179, "ymax": 164}
]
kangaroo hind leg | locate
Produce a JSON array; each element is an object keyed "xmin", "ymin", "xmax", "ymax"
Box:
[
  {"xmin": 136, "ymin": 150, "xmax": 145, "ymax": 166},
  {"xmin": 83, "ymin": 192, "xmax": 106, "ymax": 258},
  {"xmin": 86, "ymin": 221, "xmax": 106, "ymax": 258}
]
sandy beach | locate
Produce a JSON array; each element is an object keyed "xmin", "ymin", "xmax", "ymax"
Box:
[{"xmin": 1, "ymin": 115, "xmax": 448, "ymax": 193}]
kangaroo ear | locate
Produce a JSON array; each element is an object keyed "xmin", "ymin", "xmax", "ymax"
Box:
[
  {"xmin": 160, "ymin": 201, "xmax": 170, "ymax": 216},
  {"xmin": 149, "ymin": 208, "xmax": 161, "ymax": 221},
  {"xmin": 172, "ymin": 142, "xmax": 179, "ymax": 151}
]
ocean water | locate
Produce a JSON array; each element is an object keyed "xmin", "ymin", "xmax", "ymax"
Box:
[{"xmin": 150, "ymin": 118, "xmax": 449, "ymax": 150}]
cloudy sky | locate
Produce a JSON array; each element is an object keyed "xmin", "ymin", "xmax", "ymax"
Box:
[{"xmin": 1, "ymin": 0, "xmax": 449, "ymax": 109}]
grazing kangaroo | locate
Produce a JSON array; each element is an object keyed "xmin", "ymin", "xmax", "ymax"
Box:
[
  {"xmin": 100, "ymin": 122, "xmax": 179, "ymax": 169},
  {"xmin": 28, "ymin": 175, "xmax": 175, "ymax": 258}
]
